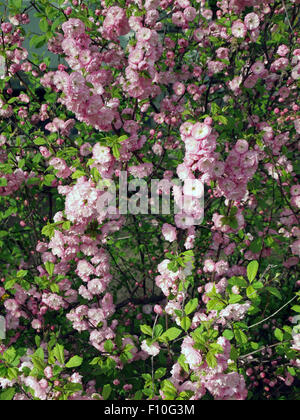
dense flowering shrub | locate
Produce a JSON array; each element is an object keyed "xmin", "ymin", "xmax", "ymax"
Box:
[{"xmin": 0, "ymin": 0, "xmax": 299, "ymax": 401}]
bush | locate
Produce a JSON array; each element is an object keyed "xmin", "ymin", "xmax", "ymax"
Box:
[{"xmin": 0, "ymin": 0, "xmax": 299, "ymax": 401}]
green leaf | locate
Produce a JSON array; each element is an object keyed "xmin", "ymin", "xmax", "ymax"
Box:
[
  {"xmin": 7, "ymin": 368, "xmax": 18, "ymax": 380},
  {"xmin": 50, "ymin": 283, "xmax": 60, "ymax": 294},
  {"xmin": 184, "ymin": 298, "xmax": 198, "ymax": 316},
  {"xmin": 62, "ymin": 221, "xmax": 71, "ymax": 230},
  {"xmin": 34, "ymin": 347, "xmax": 44, "ymax": 361},
  {"xmin": 72, "ymin": 170, "xmax": 86, "ymax": 179},
  {"xmin": 154, "ymin": 367, "xmax": 166, "ymax": 380},
  {"xmin": 43, "ymin": 174, "xmax": 55, "ymax": 187},
  {"xmin": 247, "ymin": 261, "xmax": 259, "ymax": 283},
  {"xmin": 229, "ymin": 294, "xmax": 243, "ymax": 304},
  {"xmin": 42, "ymin": 224, "xmax": 55, "ymax": 239},
  {"xmin": 228, "ymin": 277, "xmax": 248, "ymax": 288},
  {"xmin": 250, "ymin": 238, "xmax": 263, "ymax": 253},
  {"xmin": 140, "ymin": 325, "xmax": 153, "ymax": 336},
  {"xmin": 216, "ymin": 115, "xmax": 228, "ymax": 125},
  {"xmin": 159, "ymin": 327, "xmax": 182, "ymax": 342},
  {"xmin": 0, "ymin": 388, "xmax": 16, "ymax": 401},
  {"xmin": 112, "ymin": 144, "xmax": 120, "ymax": 159},
  {"xmin": 211, "ymin": 102, "xmax": 220, "ymax": 115},
  {"xmin": 178, "ymin": 354, "xmax": 189, "ymax": 374},
  {"xmin": 9, "ymin": 0, "xmax": 22, "ymax": 9},
  {"xmin": 266, "ymin": 287, "xmax": 282, "ymax": 300},
  {"xmin": 206, "ymin": 351, "xmax": 217, "ymax": 368},
  {"xmin": 161, "ymin": 380, "xmax": 177, "ymax": 400},
  {"xmin": 228, "ymin": 216, "xmax": 238, "ymax": 230},
  {"xmin": 246, "ymin": 285, "xmax": 257, "ymax": 300},
  {"xmin": 64, "ymin": 383, "xmax": 83, "ymax": 394},
  {"xmin": 252, "ymin": 281, "xmax": 264, "ymax": 289},
  {"xmin": 118, "ymin": 135, "xmax": 128, "ymax": 142},
  {"xmin": 35, "ymin": 336, "xmax": 41, "ymax": 348},
  {"xmin": 291, "ymin": 305, "xmax": 300, "ymax": 313},
  {"xmin": 102, "ymin": 384, "xmax": 112, "ymax": 400},
  {"xmin": 104, "ymin": 340, "xmax": 114, "ymax": 353},
  {"xmin": 31, "ymin": 355, "xmax": 46, "ymax": 373},
  {"xmin": 53, "ymin": 344, "xmax": 65, "ymax": 365},
  {"xmin": 0, "ymin": 178, "xmax": 8, "ymax": 187},
  {"xmin": 66, "ymin": 356, "xmax": 83, "ymax": 368},
  {"xmin": 274, "ymin": 329, "xmax": 284, "ymax": 342},
  {"xmin": 223, "ymin": 329, "xmax": 234, "ymax": 340},
  {"xmin": 134, "ymin": 391, "xmax": 143, "ymax": 400},
  {"xmin": 45, "ymin": 261, "xmax": 55, "ymax": 277},
  {"xmin": 5, "ymin": 278, "xmax": 17, "ymax": 290},
  {"xmin": 17, "ymin": 270, "xmax": 28, "ymax": 278},
  {"xmin": 153, "ymin": 324, "xmax": 163, "ymax": 338},
  {"xmin": 207, "ymin": 299, "xmax": 226, "ymax": 311},
  {"xmin": 39, "ymin": 17, "xmax": 49, "ymax": 32},
  {"xmin": 181, "ymin": 317, "xmax": 191, "ymax": 332},
  {"xmin": 30, "ymin": 35, "xmax": 47, "ymax": 49},
  {"xmin": 167, "ymin": 261, "xmax": 179, "ymax": 273},
  {"xmin": 3, "ymin": 348, "xmax": 16, "ymax": 364},
  {"xmin": 34, "ymin": 137, "xmax": 46, "ymax": 146},
  {"xmin": 90, "ymin": 357, "xmax": 101, "ymax": 366},
  {"xmin": 234, "ymin": 328, "xmax": 248, "ymax": 345},
  {"xmin": 91, "ymin": 167, "xmax": 101, "ymax": 182}
]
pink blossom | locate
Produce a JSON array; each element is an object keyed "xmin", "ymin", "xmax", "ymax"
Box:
[
  {"xmin": 244, "ymin": 13, "xmax": 260, "ymax": 30},
  {"xmin": 141, "ymin": 340, "xmax": 160, "ymax": 357},
  {"xmin": 232, "ymin": 20, "xmax": 247, "ymax": 38},
  {"xmin": 162, "ymin": 223, "xmax": 177, "ymax": 242}
]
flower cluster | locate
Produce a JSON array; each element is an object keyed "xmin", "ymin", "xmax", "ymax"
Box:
[{"xmin": 0, "ymin": 0, "xmax": 299, "ymax": 402}]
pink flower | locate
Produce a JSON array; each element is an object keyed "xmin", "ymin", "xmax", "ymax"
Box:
[
  {"xmin": 244, "ymin": 13, "xmax": 260, "ymax": 30},
  {"xmin": 175, "ymin": 213, "xmax": 195, "ymax": 229},
  {"xmin": 141, "ymin": 340, "xmax": 160, "ymax": 357},
  {"xmin": 203, "ymin": 259, "xmax": 215, "ymax": 273},
  {"xmin": 291, "ymin": 240, "xmax": 300, "ymax": 257},
  {"xmin": 235, "ymin": 139, "xmax": 249, "ymax": 154},
  {"xmin": 62, "ymin": 18, "xmax": 85, "ymax": 37},
  {"xmin": 102, "ymin": 7, "xmax": 130, "ymax": 41},
  {"xmin": 220, "ymin": 302, "xmax": 251, "ymax": 321},
  {"xmin": 291, "ymin": 185, "xmax": 300, "ymax": 196},
  {"xmin": 192, "ymin": 123, "xmax": 212, "ymax": 140},
  {"xmin": 87, "ymin": 278, "xmax": 106, "ymax": 295},
  {"xmin": 44, "ymin": 367, "xmax": 53, "ymax": 379},
  {"xmin": 232, "ymin": 20, "xmax": 247, "ymax": 38},
  {"xmin": 80, "ymin": 143, "xmax": 92, "ymax": 157},
  {"xmin": 32, "ymin": 319, "xmax": 42, "ymax": 329},
  {"xmin": 93, "ymin": 144, "xmax": 111, "ymax": 164},
  {"xmin": 173, "ymin": 82, "xmax": 185, "ymax": 96},
  {"xmin": 162, "ymin": 223, "xmax": 177, "ymax": 242},
  {"xmin": 251, "ymin": 61, "xmax": 265, "ymax": 75},
  {"xmin": 183, "ymin": 179, "xmax": 204, "ymax": 198},
  {"xmin": 291, "ymin": 334, "xmax": 300, "ymax": 351},
  {"xmin": 183, "ymin": 7, "xmax": 197, "ymax": 22},
  {"xmin": 128, "ymin": 163, "xmax": 153, "ymax": 178},
  {"xmin": 0, "ymin": 135, "xmax": 6, "ymax": 146},
  {"xmin": 181, "ymin": 336, "xmax": 202, "ymax": 368},
  {"xmin": 1, "ymin": 22, "xmax": 13, "ymax": 34},
  {"xmin": 277, "ymin": 44, "xmax": 289, "ymax": 57}
]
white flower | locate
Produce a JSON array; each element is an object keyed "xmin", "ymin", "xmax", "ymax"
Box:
[{"xmin": 141, "ymin": 340, "xmax": 160, "ymax": 357}]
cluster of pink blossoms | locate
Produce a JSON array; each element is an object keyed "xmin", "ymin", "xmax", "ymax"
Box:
[
  {"xmin": 121, "ymin": 21, "xmax": 162, "ymax": 99},
  {"xmin": 38, "ymin": 217, "xmax": 119, "ymax": 352},
  {"xmin": 0, "ymin": 16, "xmax": 29, "ymax": 78},
  {"xmin": 0, "ymin": 168, "xmax": 26, "ymax": 197},
  {"xmin": 41, "ymin": 18, "xmax": 120, "ymax": 132},
  {"xmin": 0, "ymin": 347, "xmax": 103, "ymax": 400},
  {"xmin": 167, "ymin": 336, "xmax": 247, "ymax": 400},
  {"xmin": 101, "ymin": 6, "xmax": 130, "ymax": 41},
  {"xmin": 179, "ymin": 121, "xmax": 258, "ymax": 201},
  {"xmin": 0, "ymin": 0, "xmax": 299, "ymax": 401}
]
